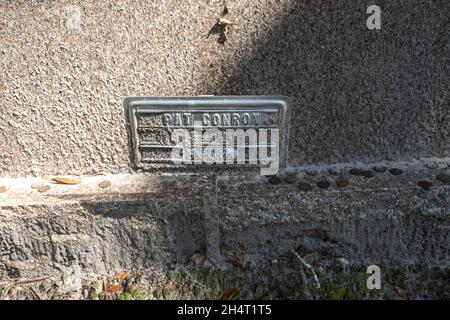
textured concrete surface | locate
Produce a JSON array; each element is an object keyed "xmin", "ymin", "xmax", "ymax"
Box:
[
  {"xmin": 0, "ymin": 0, "xmax": 449, "ymax": 300},
  {"xmin": 0, "ymin": 166, "xmax": 449, "ymax": 298},
  {"xmin": 0, "ymin": 174, "xmax": 207, "ymax": 276},
  {"xmin": 218, "ymin": 170, "xmax": 450, "ymax": 266},
  {"xmin": 1, "ymin": 0, "xmax": 448, "ymax": 177}
]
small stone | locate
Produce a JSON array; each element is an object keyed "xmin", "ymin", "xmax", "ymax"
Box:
[
  {"xmin": 317, "ymin": 180, "xmax": 331, "ymax": 189},
  {"xmin": 328, "ymin": 168, "xmax": 341, "ymax": 175},
  {"xmin": 349, "ymin": 168, "xmax": 363, "ymax": 176},
  {"xmin": 298, "ymin": 182, "xmax": 313, "ymax": 191},
  {"xmin": 417, "ymin": 181, "xmax": 432, "ymax": 190},
  {"xmin": 283, "ymin": 175, "xmax": 297, "ymax": 184},
  {"xmin": 425, "ymin": 162, "xmax": 438, "ymax": 170},
  {"xmin": 373, "ymin": 166, "xmax": 387, "ymax": 173},
  {"xmin": 99, "ymin": 180, "xmax": 112, "ymax": 188},
  {"xmin": 37, "ymin": 185, "xmax": 51, "ymax": 193},
  {"xmin": 305, "ymin": 169, "xmax": 318, "ymax": 176},
  {"xmin": 361, "ymin": 170, "xmax": 375, "ymax": 178},
  {"xmin": 336, "ymin": 179, "xmax": 350, "ymax": 188},
  {"xmin": 284, "ymin": 168, "xmax": 298, "ymax": 176},
  {"xmin": 0, "ymin": 186, "xmax": 8, "ymax": 193},
  {"xmin": 268, "ymin": 176, "xmax": 282, "ymax": 185},
  {"xmin": 436, "ymin": 173, "xmax": 450, "ymax": 183},
  {"xmin": 389, "ymin": 168, "xmax": 403, "ymax": 175},
  {"xmin": 191, "ymin": 253, "xmax": 205, "ymax": 265}
]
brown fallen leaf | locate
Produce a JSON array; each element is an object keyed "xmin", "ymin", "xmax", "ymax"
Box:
[
  {"xmin": 104, "ymin": 282, "xmax": 123, "ymax": 293},
  {"xmin": 230, "ymin": 248, "xmax": 245, "ymax": 269},
  {"xmin": 191, "ymin": 252, "xmax": 205, "ymax": 265},
  {"xmin": 116, "ymin": 271, "xmax": 129, "ymax": 281},
  {"xmin": 165, "ymin": 280, "xmax": 176, "ymax": 290},
  {"xmin": 221, "ymin": 288, "xmax": 238, "ymax": 300},
  {"xmin": 394, "ymin": 286, "xmax": 406, "ymax": 299},
  {"xmin": 51, "ymin": 177, "xmax": 81, "ymax": 185},
  {"xmin": 218, "ymin": 17, "xmax": 234, "ymax": 26},
  {"xmin": 0, "ymin": 186, "xmax": 8, "ymax": 193},
  {"xmin": 207, "ymin": 6, "xmax": 235, "ymax": 44}
]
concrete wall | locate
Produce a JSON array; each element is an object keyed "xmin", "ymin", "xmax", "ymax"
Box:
[
  {"xmin": 0, "ymin": 1, "xmax": 449, "ymax": 299},
  {"xmin": 0, "ymin": 0, "xmax": 448, "ymax": 177},
  {"xmin": 1, "ymin": 170, "xmax": 449, "ymax": 299}
]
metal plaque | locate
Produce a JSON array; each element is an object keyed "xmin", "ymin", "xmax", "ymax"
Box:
[{"xmin": 124, "ymin": 96, "xmax": 289, "ymax": 173}]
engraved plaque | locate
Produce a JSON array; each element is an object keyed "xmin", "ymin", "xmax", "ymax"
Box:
[{"xmin": 124, "ymin": 96, "xmax": 289, "ymax": 173}]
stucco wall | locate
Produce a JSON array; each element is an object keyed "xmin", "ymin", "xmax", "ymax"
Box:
[{"xmin": 1, "ymin": 0, "xmax": 448, "ymax": 177}]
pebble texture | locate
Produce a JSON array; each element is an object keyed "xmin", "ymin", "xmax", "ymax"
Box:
[
  {"xmin": 0, "ymin": 0, "xmax": 449, "ymax": 176},
  {"xmin": 217, "ymin": 173, "xmax": 450, "ymax": 266}
]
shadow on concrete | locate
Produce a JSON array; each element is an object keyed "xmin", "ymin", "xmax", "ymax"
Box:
[
  {"xmin": 204, "ymin": 0, "xmax": 448, "ymax": 165},
  {"xmin": 78, "ymin": 195, "xmax": 206, "ymax": 266}
]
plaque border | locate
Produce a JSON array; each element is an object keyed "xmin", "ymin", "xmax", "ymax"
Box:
[{"xmin": 124, "ymin": 96, "xmax": 290, "ymax": 174}]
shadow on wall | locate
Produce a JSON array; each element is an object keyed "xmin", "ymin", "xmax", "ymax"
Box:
[
  {"xmin": 45, "ymin": 176, "xmax": 209, "ymax": 268},
  {"xmin": 204, "ymin": 0, "xmax": 449, "ymax": 165},
  {"xmin": 77, "ymin": 195, "xmax": 206, "ymax": 267}
]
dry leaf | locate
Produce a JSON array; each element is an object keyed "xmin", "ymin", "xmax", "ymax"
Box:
[
  {"xmin": 104, "ymin": 282, "xmax": 123, "ymax": 293},
  {"xmin": 0, "ymin": 186, "xmax": 8, "ymax": 193},
  {"xmin": 231, "ymin": 248, "xmax": 245, "ymax": 269},
  {"xmin": 394, "ymin": 286, "xmax": 406, "ymax": 298},
  {"xmin": 51, "ymin": 177, "xmax": 81, "ymax": 185},
  {"xmin": 116, "ymin": 271, "xmax": 129, "ymax": 281},
  {"xmin": 165, "ymin": 280, "xmax": 176, "ymax": 290},
  {"xmin": 221, "ymin": 288, "xmax": 238, "ymax": 300},
  {"xmin": 218, "ymin": 17, "xmax": 234, "ymax": 26},
  {"xmin": 191, "ymin": 253, "xmax": 205, "ymax": 265}
]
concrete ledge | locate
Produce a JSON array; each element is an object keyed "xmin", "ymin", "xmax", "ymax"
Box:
[{"xmin": 1, "ymin": 165, "xmax": 449, "ymax": 298}]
